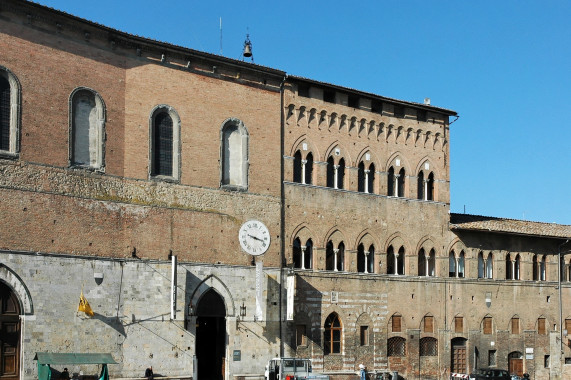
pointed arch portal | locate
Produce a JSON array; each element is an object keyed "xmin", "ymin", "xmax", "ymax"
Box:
[{"xmin": 196, "ymin": 289, "xmax": 226, "ymax": 380}]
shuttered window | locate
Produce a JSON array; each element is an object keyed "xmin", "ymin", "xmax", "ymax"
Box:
[
  {"xmin": 565, "ymin": 319, "xmax": 571, "ymax": 335},
  {"xmin": 424, "ymin": 316, "xmax": 434, "ymax": 333},
  {"xmin": 538, "ymin": 318, "xmax": 546, "ymax": 335},
  {"xmin": 511, "ymin": 318, "xmax": 520, "ymax": 334},
  {"xmin": 483, "ymin": 317, "xmax": 492, "ymax": 334},
  {"xmin": 455, "ymin": 317, "xmax": 463, "ymax": 333},
  {"xmin": 392, "ymin": 315, "xmax": 402, "ymax": 333}
]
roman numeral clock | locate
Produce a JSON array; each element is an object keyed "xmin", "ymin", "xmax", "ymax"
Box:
[{"xmin": 239, "ymin": 220, "xmax": 270, "ymax": 256}]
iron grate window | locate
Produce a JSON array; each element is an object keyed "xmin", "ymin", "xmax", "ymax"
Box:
[
  {"xmin": 420, "ymin": 337, "xmax": 438, "ymax": 356},
  {"xmin": 153, "ymin": 111, "xmax": 173, "ymax": 176},
  {"xmin": 387, "ymin": 337, "xmax": 405, "ymax": 357},
  {"xmin": 0, "ymin": 76, "xmax": 10, "ymax": 151}
]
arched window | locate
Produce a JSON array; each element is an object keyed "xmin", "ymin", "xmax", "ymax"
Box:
[
  {"xmin": 417, "ymin": 171, "xmax": 424, "ymax": 200},
  {"xmin": 337, "ymin": 242, "xmax": 345, "ymax": 271},
  {"xmin": 0, "ymin": 67, "xmax": 21, "ymax": 156},
  {"xmin": 387, "ymin": 167, "xmax": 395, "ymax": 196},
  {"xmin": 397, "ymin": 168, "xmax": 405, "ymax": 197},
  {"xmin": 150, "ymin": 106, "xmax": 181, "ymax": 179},
  {"xmin": 221, "ymin": 118, "xmax": 248, "ymax": 188},
  {"xmin": 506, "ymin": 254, "xmax": 513, "ymax": 280},
  {"xmin": 428, "ymin": 249, "xmax": 435, "ymax": 276},
  {"xmin": 427, "ymin": 172, "xmax": 434, "ymax": 200},
  {"xmin": 478, "ymin": 252, "xmax": 485, "ymax": 279},
  {"xmin": 358, "ymin": 162, "xmax": 365, "ymax": 192},
  {"xmin": 514, "ymin": 254, "xmax": 520, "ymax": 280},
  {"xmin": 486, "ymin": 252, "xmax": 493, "ymax": 279},
  {"xmin": 293, "ymin": 151, "xmax": 302, "ymax": 183},
  {"xmin": 533, "ymin": 255, "xmax": 539, "ymax": 280},
  {"xmin": 324, "ymin": 313, "xmax": 342, "ymax": 354},
  {"xmin": 337, "ymin": 158, "xmax": 345, "ymax": 189},
  {"xmin": 326, "ymin": 156, "xmax": 335, "ymax": 188},
  {"xmin": 419, "ymin": 248, "xmax": 427, "ymax": 276},
  {"xmin": 357, "ymin": 244, "xmax": 374, "ymax": 274},
  {"xmin": 397, "ymin": 246, "xmax": 405, "ymax": 275},
  {"xmin": 387, "ymin": 337, "xmax": 406, "ymax": 357},
  {"xmin": 449, "ymin": 251, "xmax": 456, "ymax": 277},
  {"xmin": 458, "ymin": 251, "xmax": 465, "ymax": 278},
  {"xmin": 420, "ymin": 337, "xmax": 438, "ymax": 356},
  {"xmin": 305, "ymin": 153, "xmax": 313, "ymax": 185},
  {"xmin": 70, "ymin": 88, "xmax": 105, "ymax": 169},
  {"xmin": 293, "ymin": 238, "xmax": 302, "ymax": 268},
  {"xmin": 326, "ymin": 241, "xmax": 344, "ymax": 271},
  {"xmin": 368, "ymin": 163, "xmax": 375, "ymax": 193},
  {"xmin": 304, "ymin": 239, "xmax": 313, "ymax": 269},
  {"xmin": 387, "ymin": 246, "xmax": 395, "ymax": 275},
  {"xmin": 540, "ymin": 255, "xmax": 546, "ymax": 281}
]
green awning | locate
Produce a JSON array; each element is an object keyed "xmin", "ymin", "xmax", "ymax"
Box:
[{"xmin": 34, "ymin": 353, "xmax": 117, "ymax": 365}]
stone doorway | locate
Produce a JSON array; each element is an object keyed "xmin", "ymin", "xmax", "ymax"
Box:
[
  {"xmin": 451, "ymin": 337, "xmax": 467, "ymax": 375},
  {"xmin": 508, "ymin": 352, "xmax": 523, "ymax": 377},
  {"xmin": 196, "ymin": 289, "xmax": 226, "ymax": 380},
  {"xmin": 0, "ymin": 282, "xmax": 20, "ymax": 380}
]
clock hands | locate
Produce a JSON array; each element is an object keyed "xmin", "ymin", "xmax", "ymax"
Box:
[{"xmin": 248, "ymin": 234, "xmax": 264, "ymax": 242}]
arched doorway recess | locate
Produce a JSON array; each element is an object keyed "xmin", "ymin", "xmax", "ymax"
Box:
[{"xmin": 196, "ymin": 289, "xmax": 226, "ymax": 380}]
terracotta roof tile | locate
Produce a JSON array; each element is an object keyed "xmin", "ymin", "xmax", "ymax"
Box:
[{"xmin": 450, "ymin": 213, "xmax": 571, "ymax": 239}]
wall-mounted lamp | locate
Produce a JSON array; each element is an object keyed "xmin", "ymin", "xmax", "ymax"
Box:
[
  {"xmin": 94, "ymin": 272, "xmax": 104, "ymax": 286},
  {"xmin": 240, "ymin": 302, "xmax": 246, "ymax": 318}
]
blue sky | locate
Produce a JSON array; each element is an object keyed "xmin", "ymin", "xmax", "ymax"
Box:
[{"xmin": 35, "ymin": 0, "xmax": 571, "ymax": 225}]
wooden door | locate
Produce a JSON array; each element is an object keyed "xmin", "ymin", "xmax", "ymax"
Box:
[
  {"xmin": 452, "ymin": 347, "xmax": 467, "ymax": 373},
  {"xmin": 509, "ymin": 358, "xmax": 523, "ymax": 377},
  {"xmin": 0, "ymin": 283, "xmax": 20, "ymax": 380}
]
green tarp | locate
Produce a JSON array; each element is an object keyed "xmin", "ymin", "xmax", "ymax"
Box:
[{"xmin": 34, "ymin": 353, "xmax": 116, "ymax": 380}]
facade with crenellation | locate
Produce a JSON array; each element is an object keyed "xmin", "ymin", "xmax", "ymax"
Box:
[{"xmin": 0, "ymin": 1, "xmax": 570, "ymax": 380}]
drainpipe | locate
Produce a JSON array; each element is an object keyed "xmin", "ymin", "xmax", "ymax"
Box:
[
  {"xmin": 279, "ymin": 74, "xmax": 288, "ymax": 358},
  {"xmin": 559, "ymin": 239, "xmax": 570, "ymax": 370}
]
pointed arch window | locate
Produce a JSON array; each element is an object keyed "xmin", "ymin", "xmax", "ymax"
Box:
[
  {"xmin": 293, "ymin": 151, "xmax": 302, "ymax": 183},
  {"xmin": 419, "ymin": 248, "xmax": 435, "ymax": 277},
  {"xmin": 326, "ymin": 241, "xmax": 344, "ymax": 271},
  {"xmin": 150, "ymin": 106, "xmax": 180, "ymax": 180},
  {"xmin": 478, "ymin": 252, "xmax": 485, "ymax": 279},
  {"xmin": 417, "ymin": 171, "xmax": 424, "ymax": 200},
  {"xmin": 337, "ymin": 158, "xmax": 345, "ymax": 189},
  {"xmin": 357, "ymin": 244, "xmax": 375, "ymax": 274},
  {"xmin": 324, "ymin": 313, "xmax": 342, "ymax": 354},
  {"xmin": 427, "ymin": 172, "xmax": 434, "ymax": 200},
  {"xmin": 486, "ymin": 253, "xmax": 494, "ymax": 279},
  {"xmin": 449, "ymin": 251, "xmax": 456, "ymax": 277},
  {"xmin": 358, "ymin": 161, "xmax": 375, "ymax": 193},
  {"xmin": 221, "ymin": 118, "xmax": 248, "ymax": 189},
  {"xmin": 326, "ymin": 157, "xmax": 335, "ymax": 188},
  {"xmin": 387, "ymin": 167, "xmax": 395, "ymax": 196},
  {"xmin": 293, "ymin": 238, "xmax": 313, "ymax": 270},
  {"xmin": 533, "ymin": 255, "xmax": 539, "ymax": 280},
  {"xmin": 0, "ymin": 67, "xmax": 20, "ymax": 157},
  {"xmin": 397, "ymin": 168, "xmax": 406, "ymax": 197},
  {"xmin": 458, "ymin": 251, "xmax": 465, "ymax": 278},
  {"xmin": 70, "ymin": 88, "xmax": 105, "ymax": 169},
  {"xmin": 305, "ymin": 153, "xmax": 313, "ymax": 184},
  {"xmin": 388, "ymin": 246, "xmax": 405, "ymax": 275}
]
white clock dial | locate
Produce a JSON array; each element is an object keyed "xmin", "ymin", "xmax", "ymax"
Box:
[{"xmin": 239, "ymin": 220, "xmax": 270, "ymax": 256}]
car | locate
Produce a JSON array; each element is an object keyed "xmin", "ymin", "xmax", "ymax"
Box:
[{"xmin": 469, "ymin": 368, "xmax": 511, "ymax": 380}]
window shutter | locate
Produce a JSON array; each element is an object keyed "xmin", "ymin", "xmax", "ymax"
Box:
[
  {"xmin": 511, "ymin": 318, "xmax": 520, "ymax": 334},
  {"xmin": 538, "ymin": 318, "xmax": 546, "ymax": 335},
  {"xmin": 424, "ymin": 316, "xmax": 434, "ymax": 333},
  {"xmin": 392, "ymin": 315, "xmax": 402, "ymax": 332},
  {"xmin": 483, "ymin": 317, "xmax": 492, "ymax": 334},
  {"xmin": 455, "ymin": 317, "xmax": 463, "ymax": 333}
]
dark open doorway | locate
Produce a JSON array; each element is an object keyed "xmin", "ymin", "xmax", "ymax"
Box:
[
  {"xmin": 0, "ymin": 281, "xmax": 20, "ymax": 380},
  {"xmin": 196, "ymin": 289, "xmax": 226, "ymax": 380}
]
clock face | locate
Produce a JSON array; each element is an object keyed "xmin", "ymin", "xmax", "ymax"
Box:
[{"xmin": 239, "ymin": 220, "xmax": 270, "ymax": 256}]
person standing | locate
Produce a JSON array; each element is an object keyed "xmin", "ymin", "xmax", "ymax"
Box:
[{"xmin": 359, "ymin": 364, "xmax": 366, "ymax": 380}]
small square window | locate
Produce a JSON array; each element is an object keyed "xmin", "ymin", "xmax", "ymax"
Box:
[
  {"xmin": 372, "ymin": 100, "xmax": 383, "ymax": 114},
  {"xmin": 565, "ymin": 357, "xmax": 571, "ymax": 365},
  {"xmin": 323, "ymin": 90, "xmax": 335, "ymax": 103},
  {"xmin": 488, "ymin": 350, "xmax": 496, "ymax": 367},
  {"xmin": 298, "ymin": 83, "xmax": 310, "ymax": 97}
]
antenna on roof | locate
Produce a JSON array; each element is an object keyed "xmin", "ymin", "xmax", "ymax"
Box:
[
  {"xmin": 242, "ymin": 30, "xmax": 253, "ymax": 62},
  {"xmin": 219, "ymin": 17, "xmax": 223, "ymax": 55}
]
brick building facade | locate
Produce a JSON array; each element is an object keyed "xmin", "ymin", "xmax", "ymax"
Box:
[{"xmin": 0, "ymin": 1, "xmax": 569, "ymax": 380}]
